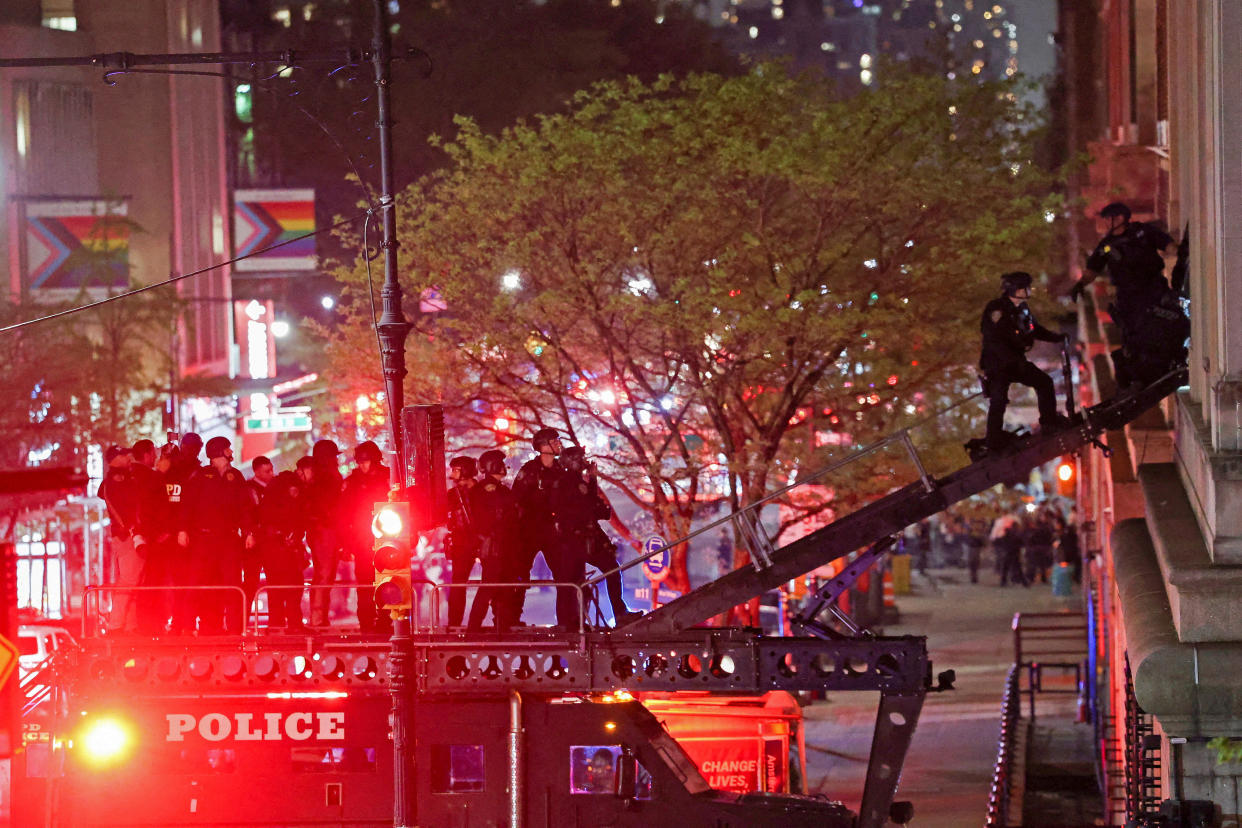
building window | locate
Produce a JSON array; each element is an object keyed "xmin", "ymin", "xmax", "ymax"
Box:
[
  {"xmin": 42, "ymin": 0, "xmax": 76, "ymax": 30},
  {"xmin": 430, "ymin": 745, "xmax": 485, "ymax": 793}
]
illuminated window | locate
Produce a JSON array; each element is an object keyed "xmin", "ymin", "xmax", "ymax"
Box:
[
  {"xmin": 431, "ymin": 745, "xmax": 485, "ymax": 793},
  {"xmin": 42, "ymin": 0, "xmax": 76, "ymax": 30},
  {"xmin": 570, "ymin": 746, "xmax": 653, "ymax": 798}
]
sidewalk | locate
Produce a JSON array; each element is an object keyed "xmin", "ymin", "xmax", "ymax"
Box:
[{"xmin": 801, "ymin": 565, "xmax": 1100, "ymax": 827}]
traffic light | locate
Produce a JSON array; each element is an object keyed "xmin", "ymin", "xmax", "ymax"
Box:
[
  {"xmin": 372, "ymin": 501, "xmax": 413, "ymax": 616},
  {"xmin": 1056, "ymin": 458, "xmax": 1076, "ymax": 497}
]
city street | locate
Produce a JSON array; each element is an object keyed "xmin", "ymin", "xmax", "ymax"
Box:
[{"xmin": 803, "ymin": 565, "xmax": 1082, "ymax": 827}]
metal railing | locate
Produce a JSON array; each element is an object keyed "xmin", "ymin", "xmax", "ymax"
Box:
[
  {"xmin": 82, "ymin": 584, "xmax": 248, "ymax": 638},
  {"xmin": 986, "ymin": 664, "xmax": 1023, "ymax": 827},
  {"xmin": 429, "ymin": 581, "xmax": 587, "ymax": 637},
  {"xmin": 1012, "ymin": 611, "xmax": 1088, "ymax": 720},
  {"xmin": 584, "ymin": 391, "xmax": 983, "ymax": 598},
  {"xmin": 245, "ymin": 581, "xmax": 429, "ymax": 634}
]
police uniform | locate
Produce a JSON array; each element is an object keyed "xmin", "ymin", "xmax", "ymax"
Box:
[
  {"xmin": 251, "ymin": 471, "xmax": 309, "ymax": 629},
  {"xmin": 183, "ymin": 462, "xmax": 252, "ymax": 633},
  {"xmin": 550, "ymin": 470, "xmax": 637, "ymax": 626},
  {"xmin": 511, "ymin": 456, "xmax": 566, "ymax": 621},
  {"xmin": 466, "ymin": 477, "xmax": 522, "ymax": 630},
  {"xmin": 1085, "ymin": 222, "xmax": 1187, "ymax": 383},
  {"xmin": 98, "ymin": 457, "xmax": 142, "ymax": 632},
  {"xmin": 979, "ymin": 293, "xmax": 1062, "ymax": 448},
  {"xmin": 305, "ymin": 455, "xmax": 344, "ymax": 627},
  {"xmin": 445, "ymin": 481, "xmax": 481, "ymax": 627},
  {"xmin": 341, "ymin": 461, "xmax": 391, "ymax": 632}
]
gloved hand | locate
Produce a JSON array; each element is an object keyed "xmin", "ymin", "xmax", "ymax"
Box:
[{"xmin": 1069, "ymin": 281, "xmax": 1086, "ymax": 302}]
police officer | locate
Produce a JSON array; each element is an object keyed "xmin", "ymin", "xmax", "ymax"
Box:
[
  {"xmin": 980, "ymin": 271, "xmax": 1068, "ymax": 450},
  {"xmin": 98, "ymin": 445, "xmax": 141, "ymax": 632},
  {"xmin": 444, "ymin": 456, "xmax": 481, "ymax": 628},
  {"xmin": 1069, "ymin": 202, "xmax": 1186, "ymax": 386},
  {"xmin": 252, "ymin": 468, "xmax": 309, "ymax": 631},
  {"xmin": 342, "ymin": 441, "xmax": 392, "ymax": 634},
  {"xmin": 512, "ymin": 428, "xmax": 568, "ymax": 625},
  {"xmin": 551, "ymin": 447, "xmax": 643, "ymax": 628},
  {"xmin": 131, "ymin": 439, "xmax": 173, "ymax": 633},
  {"xmin": 467, "ymin": 450, "xmax": 521, "ymax": 631},
  {"xmin": 306, "ymin": 439, "xmax": 344, "ymax": 627},
  {"xmin": 243, "ymin": 456, "xmax": 276, "ymax": 612},
  {"xmin": 182, "ymin": 437, "xmax": 253, "ymax": 633}
]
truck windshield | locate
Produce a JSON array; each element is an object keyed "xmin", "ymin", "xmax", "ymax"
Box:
[{"xmin": 648, "ymin": 728, "xmax": 711, "ymax": 795}]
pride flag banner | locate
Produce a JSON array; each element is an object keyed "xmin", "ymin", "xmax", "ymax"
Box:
[
  {"xmin": 24, "ymin": 200, "xmax": 130, "ymax": 291},
  {"xmin": 234, "ymin": 189, "xmax": 316, "ymax": 272}
]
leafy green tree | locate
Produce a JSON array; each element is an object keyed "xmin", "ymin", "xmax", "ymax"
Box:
[{"xmin": 322, "ymin": 65, "xmax": 1062, "ymax": 594}]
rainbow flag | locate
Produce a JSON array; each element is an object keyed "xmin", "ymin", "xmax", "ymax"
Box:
[
  {"xmin": 234, "ymin": 189, "xmax": 316, "ymax": 272},
  {"xmin": 24, "ymin": 200, "xmax": 130, "ymax": 291}
]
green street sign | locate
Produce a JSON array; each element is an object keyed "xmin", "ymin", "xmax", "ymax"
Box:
[{"xmin": 244, "ymin": 412, "xmax": 312, "ymax": 433}]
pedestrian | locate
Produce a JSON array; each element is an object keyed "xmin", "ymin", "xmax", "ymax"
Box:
[
  {"xmin": 552, "ymin": 447, "xmax": 643, "ymax": 628},
  {"xmin": 98, "ymin": 445, "xmax": 141, "ymax": 632},
  {"xmin": 965, "ymin": 519, "xmax": 985, "ymax": 584},
  {"xmin": 979, "ymin": 271, "xmax": 1071, "ymax": 452},
  {"xmin": 181, "ymin": 437, "xmax": 253, "ymax": 633},
  {"xmin": 914, "ymin": 521, "xmax": 930, "ymax": 575},
  {"xmin": 511, "ymin": 427, "xmax": 568, "ymax": 625},
  {"xmin": 716, "ymin": 530, "xmax": 733, "ymax": 578},
  {"xmin": 444, "ymin": 455, "xmax": 481, "ymax": 628},
  {"xmin": 1026, "ymin": 511, "xmax": 1055, "ymax": 584},
  {"xmin": 305, "ymin": 439, "xmax": 344, "ymax": 627},
  {"xmin": 466, "ymin": 450, "xmax": 522, "ymax": 631},
  {"xmin": 341, "ymin": 441, "xmax": 392, "ymax": 633},
  {"xmin": 1057, "ymin": 518, "xmax": 1082, "ymax": 584},
  {"xmin": 993, "ymin": 516, "xmax": 1029, "ymax": 588},
  {"xmin": 1069, "ymin": 202, "xmax": 1187, "ymax": 386}
]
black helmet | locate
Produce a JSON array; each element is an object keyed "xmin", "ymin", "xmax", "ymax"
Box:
[
  {"xmin": 354, "ymin": 440, "xmax": 382, "ymax": 463},
  {"xmin": 180, "ymin": 432, "xmax": 203, "ymax": 453},
  {"xmin": 205, "ymin": 436, "xmax": 232, "ymax": 460},
  {"xmin": 531, "ymin": 427, "xmax": 560, "ymax": 452},
  {"xmin": 561, "ymin": 445, "xmax": 588, "ymax": 473},
  {"xmin": 1000, "ymin": 271, "xmax": 1033, "ymax": 296},
  {"xmin": 1100, "ymin": 201, "xmax": 1131, "ymax": 221},
  {"xmin": 478, "ymin": 450, "xmax": 507, "ymax": 477},
  {"xmin": 449, "ymin": 455, "xmax": 477, "ymax": 478},
  {"xmin": 312, "ymin": 439, "xmax": 340, "ymax": 461}
]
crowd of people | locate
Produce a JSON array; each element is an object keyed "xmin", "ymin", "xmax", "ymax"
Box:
[
  {"xmin": 96, "ymin": 425, "xmax": 643, "ymax": 635},
  {"xmin": 904, "ymin": 507, "xmax": 1081, "ymax": 588}
]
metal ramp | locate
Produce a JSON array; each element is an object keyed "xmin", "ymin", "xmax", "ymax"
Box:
[{"xmin": 620, "ymin": 368, "xmax": 1186, "ymax": 635}]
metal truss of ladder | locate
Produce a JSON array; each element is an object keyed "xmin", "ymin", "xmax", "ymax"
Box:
[{"xmin": 625, "ymin": 369, "xmax": 1187, "ymax": 636}]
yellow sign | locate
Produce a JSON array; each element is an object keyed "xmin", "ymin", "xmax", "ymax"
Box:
[{"xmin": 0, "ymin": 634, "xmax": 18, "ymax": 689}]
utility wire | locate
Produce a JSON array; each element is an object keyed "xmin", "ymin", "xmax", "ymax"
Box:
[{"xmin": 1, "ymin": 211, "xmax": 370, "ymax": 333}]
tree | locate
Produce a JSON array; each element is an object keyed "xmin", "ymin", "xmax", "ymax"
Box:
[{"xmin": 320, "ymin": 65, "xmax": 1062, "ymax": 595}]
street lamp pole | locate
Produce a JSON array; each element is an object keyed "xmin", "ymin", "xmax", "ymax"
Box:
[{"xmin": 369, "ymin": 4, "xmax": 415, "ymax": 827}]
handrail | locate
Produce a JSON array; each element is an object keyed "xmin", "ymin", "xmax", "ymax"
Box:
[
  {"xmin": 246, "ymin": 581, "xmax": 435, "ymax": 634},
  {"xmin": 431, "ymin": 581, "xmax": 587, "ymax": 638},
  {"xmin": 1013, "ymin": 611, "xmax": 1087, "ymax": 720},
  {"xmin": 82, "ymin": 584, "xmax": 248, "ymax": 638},
  {"xmin": 985, "ymin": 664, "xmax": 1023, "ymax": 828}
]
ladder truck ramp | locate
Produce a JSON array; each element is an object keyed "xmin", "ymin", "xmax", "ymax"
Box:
[{"xmin": 626, "ymin": 368, "xmax": 1185, "ymax": 636}]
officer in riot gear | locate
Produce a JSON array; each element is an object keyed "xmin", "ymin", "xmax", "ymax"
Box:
[
  {"xmin": 980, "ymin": 272, "xmax": 1069, "ymax": 451},
  {"xmin": 1069, "ymin": 201, "xmax": 1188, "ymax": 386},
  {"xmin": 444, "ymin": 455, "xmax": 481, "ymax": 627},
  {"xmin": 182, "ymin": 436, "xmax": 253, "ymax": 633},
  {"xmin": 342, "ymin": 441, "xmax": 392, "ymax": 633},
  {"xmin": 553, "ymin": 447, "xmax": 643, "ymax": 628},
  {"xmin": 467, "ymin": 450, "xmax": 522, "ymax": 631},
  {"xmin": 512, "ymin": 427, "xmax": 568, "ymax": 624},
  {"xmin": 306, "ymin": 439, "xmax": 344, "ymax": 627}
]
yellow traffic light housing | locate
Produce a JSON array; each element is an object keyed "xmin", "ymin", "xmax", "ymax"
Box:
[
  {"xmin": 1056, "ymin": 458, "xmax": 1076, "ymax": 497},
  {"xmin": 372, "ymin": 501, "xmax": 413, "ymax": 617}
]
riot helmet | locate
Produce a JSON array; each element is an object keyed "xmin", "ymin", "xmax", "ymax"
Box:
[
  {"xmin": 312, "ymin": 439, "xmax": 340, "ymax": 462},
  {"xmin": 1099, "ymin": 202, "xmax": 1132, "ymax": 222},
  {"xmin": 354, "ymin": 440, "xmax": 382, "ymax": 464},
  {"xmin": 449, "ymin": 455, "xmax": 477, "ymax": 479},
  {"xmin": 531, "ymin": 427, "xmax": 561, "ymax": 453},
  {"xmin": 205, "ymin": 436, "xmax": 232, "ymax": 460},
  {"xmin": 1000, "ymin": 271, "xmax": 1033, "ymax": 297},
  {"xmin": 478, "ymin": 450, "xmax": 507, "ymax": 477}
]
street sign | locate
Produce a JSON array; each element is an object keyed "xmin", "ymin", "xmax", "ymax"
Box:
[
  {"xmin": 0, "ymin": 634, "xmax": 17, "ymax": 689},
  {"xmin": 632, "ymin": 585, "xmax": 681, "ymax": 604},
  {"xmin": 243, "ymin": 411, "xmax": 312, "ymax": 433},
  {"xmin": 640, "ymin": 536, "xmax": 670, "ymax": 583}
]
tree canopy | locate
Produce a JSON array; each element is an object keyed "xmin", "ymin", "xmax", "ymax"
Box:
[{"xmin": 321, "ymin": 65, "xmax": 1062, "ymax": 591}]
